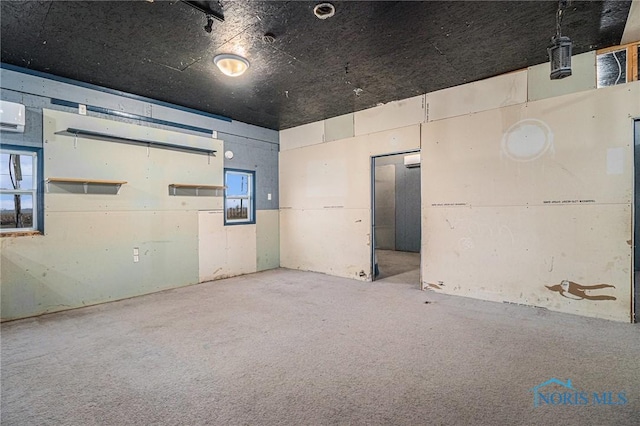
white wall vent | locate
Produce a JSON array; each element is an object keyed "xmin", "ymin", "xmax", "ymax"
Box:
[{"xmin": 0, "ymin": 100, "xmax": 26, "ymax": 133}]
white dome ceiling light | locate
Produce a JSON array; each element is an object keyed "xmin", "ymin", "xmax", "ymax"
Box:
[{"xmin": 213, "ymin": 54, "xmax": 250, "ymax": 77}]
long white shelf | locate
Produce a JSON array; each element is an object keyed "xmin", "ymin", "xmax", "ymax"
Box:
[
  {"xmin": 46, "ymin": 178, "xmax": 127, "ymax": 194},
  {"xmin": 56, "ymin": 128, "xmax": 217, "ymax": 156},
  {"xmin": 169, "ymin": 183, "xmax": 225, "ymax": 196}
]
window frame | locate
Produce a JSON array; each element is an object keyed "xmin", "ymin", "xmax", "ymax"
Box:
[
  {"xmin": 0, "ymin": 146, "xmax": 42, "ymax": 234},
  {"xmin": 224, "ymin": 168, "xmax": 256, "ymax": 226}
]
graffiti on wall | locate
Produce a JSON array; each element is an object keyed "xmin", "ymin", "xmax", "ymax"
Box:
[{"xmin": 545, "ymin": 280, "xmax": 617, "ymax": 301}]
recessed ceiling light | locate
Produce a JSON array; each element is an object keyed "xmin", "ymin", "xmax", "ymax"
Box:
[
  {"xmin": 213, "ymin": 54, "xmax": 250, "ymax": 77},
  {"xmin": 314, "ymin": 3, "xmax": 335, "ymax": 19}
]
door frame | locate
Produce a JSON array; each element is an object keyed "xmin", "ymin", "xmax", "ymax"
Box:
[{"xmin": 370, "ymin": 149, "xmax": 421, "ymax": 282}]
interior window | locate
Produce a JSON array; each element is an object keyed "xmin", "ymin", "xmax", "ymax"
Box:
[
  {"xmin": 224, "ymin": 169, "xmax": 254, "ymax": 225},
  {"xmin": 0, "ymin": 149, "xmax": 39, "ymax": 232}
]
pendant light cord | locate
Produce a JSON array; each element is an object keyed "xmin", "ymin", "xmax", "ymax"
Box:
[{"xmin": 556, "ymin": 0, "xmax": 570, "ymax": 39}]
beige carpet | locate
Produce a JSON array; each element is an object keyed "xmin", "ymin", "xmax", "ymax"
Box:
[{"xmin": 2, "ymin": 268, "xmax": 639, "ymax": 425}]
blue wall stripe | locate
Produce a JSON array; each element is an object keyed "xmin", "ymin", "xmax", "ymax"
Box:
[
  {"xmin": 1, "ymin": 63, "xmax": 232, "ymax": 123},
  {"xmin": 50, "ymin": 99, "xmax": 215, "ymax": 135}
]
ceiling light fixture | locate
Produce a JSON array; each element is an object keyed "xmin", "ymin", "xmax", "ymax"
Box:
[
  {"xmin": 262, "ymin": 32, "xmax": 276, "ymax": 44},
  {"xmin": 314, "ymin": 3, "xmax": 335, "ymax": 20},
  {"xmin": 213, "ymin": 54, "xmax": 250, "ymax": 77},
  {"xmin": 548, "ymin": 0, "xmax": 572, "ymax": 80},
  {"xmin": 204, "ymin": 15, "xmax": 214, "ymax": 33}
]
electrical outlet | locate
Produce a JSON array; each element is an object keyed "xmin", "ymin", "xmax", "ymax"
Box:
[
  {"xmin": 133, "ymin": 247, "xmax": 139, "ymax": 256},
  {"xmin": 78, "ymin": 104, "xmax": 87, "ymax": 115},
  {"xmin": 133, "ymin": 255, "xmax": 139, "ymax": 263},
  {"xmin": 267, "ymin": 193, "xmax": 272, "ymax": 201}
]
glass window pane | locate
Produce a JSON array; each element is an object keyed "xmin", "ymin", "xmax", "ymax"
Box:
[
  {"xmin": 1, "ymin": 193, "xmax": 34, "ymax": 229},
  {"xmin": 0, "ymin": 153, "xmax": 35, "ymax": 190},
  {"xmin": 226, "ymin": 198, "xmax": 249, "ymax": 221},
  {"xmin": 226, "ymin": 172, "xmax": 249, "ymax": 196},
  {"xmin": 597, "ymin": 49, "xmax": 627, "ymax": 88},
  {"xmin": 0, "ymin": 153, "xmax": 11, "ymax": 189}
]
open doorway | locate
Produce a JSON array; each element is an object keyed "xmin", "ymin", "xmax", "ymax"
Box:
[{"xmin": 371, "ymin": 151, "xmax": 421, "ymax": 284}]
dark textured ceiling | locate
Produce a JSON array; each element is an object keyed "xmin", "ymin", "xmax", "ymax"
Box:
[{"xmin": 0, "ymin": 0, "xmax": 633, "ymax": 130}]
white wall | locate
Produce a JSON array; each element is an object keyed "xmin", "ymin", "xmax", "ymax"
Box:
[
  {"xmin": 1, "ymin": 109, "xmax": 278, "ymax": 320},
  {"xmin": 279, "ymin": 126, "xmax": 421, "ymax": 280},
  {"xmin": 422, "ymin": 84, "xmax": 639, "ymax": 323},
  {"xmin": 279, "ymin": 48, "xmax": 640, "ymax": 322},
  {"xmin": 527, "ymin": 51, "xmax": 596, "ymax": 101},
  {"xmin": 1, "ymin": 65, "xmax": 281, "ymax": 321}
]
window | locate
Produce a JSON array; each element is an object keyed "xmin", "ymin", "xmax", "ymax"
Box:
[
  {"xmin": 0, "ymin": 148, "xmax": 39, "ymax": 233},
  {"xmin": 597, "ymin": 49, "xmax": 627, "ymax": 88},
  {"xmin": 224, "ymin": 169, "xmax": 255, "ymax": 225}
]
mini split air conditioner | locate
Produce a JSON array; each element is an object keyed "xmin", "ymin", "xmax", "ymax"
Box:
[
  {"xmin": 404, "ymin": 153, "xmax": 421, "ymax": 168},
  {"xmin": 0, "ymin": 100, "xmax": 26, "ymax": 133}
]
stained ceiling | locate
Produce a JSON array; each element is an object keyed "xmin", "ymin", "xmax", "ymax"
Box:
[{"xmin": 0, "ymin": 1, "xmax": 633, "ymax": 130}]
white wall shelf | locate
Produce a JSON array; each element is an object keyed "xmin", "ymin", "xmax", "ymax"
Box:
[
  {"xmin": 46, "ymin": 178, "xmax": 127, "ymax": 194},
  {"xmin": 169, "ymin": 184, "xmax": 225, "ymax": 196}
]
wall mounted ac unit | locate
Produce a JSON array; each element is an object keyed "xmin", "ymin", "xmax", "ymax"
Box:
[
  {"xmin": 0, "ymin": 100, "xmax": 26, "ymax": 133},
  {"xmin": 404, "ymin": 153, "xmax": 421, "ymax": 168}
]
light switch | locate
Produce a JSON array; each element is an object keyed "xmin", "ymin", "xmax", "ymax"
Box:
[{"xmin": 267, "ymin": 193, "xmax": 272, "ymax": 201}]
